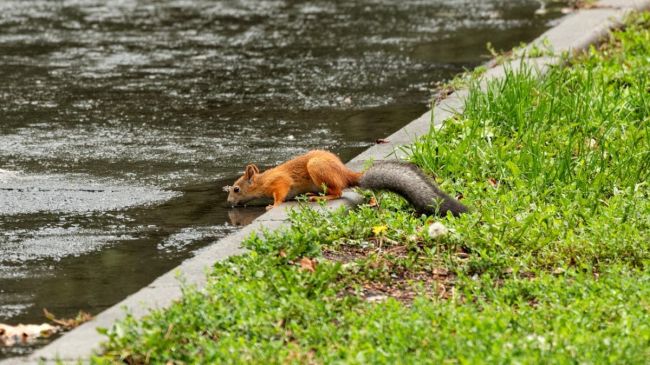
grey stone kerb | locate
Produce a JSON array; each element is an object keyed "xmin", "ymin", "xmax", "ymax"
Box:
[{"xmin": 4, "ymin": 1, "xmax": 649, "ymax": 364}]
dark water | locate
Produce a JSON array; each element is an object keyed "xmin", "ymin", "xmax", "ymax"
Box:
[{"xmin": 0, "ymin": 0, "xmax": 567, "ymax": 357}]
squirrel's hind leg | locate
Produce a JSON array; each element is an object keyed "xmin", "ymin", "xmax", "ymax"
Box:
[{"xmin": 306, "ymin": 158, "xmax": 346, "ymax": 200}]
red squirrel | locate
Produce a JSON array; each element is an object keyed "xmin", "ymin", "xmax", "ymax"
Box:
[{"xmin": 226, "ymin": 150, "xmax": 467, "ymax": 216}]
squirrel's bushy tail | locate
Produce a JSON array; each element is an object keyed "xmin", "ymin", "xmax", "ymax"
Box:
[{"xmin": 357, "ymin": 161, "xmax": 468, "ymax": 217}]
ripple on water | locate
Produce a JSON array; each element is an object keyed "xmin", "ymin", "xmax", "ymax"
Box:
[
  {"xmin": 0, "ymin": 303, "xmax": 32, "ymax": 319},
  {"xmin": 157, "ymin": 225, "xmax": 238, "ymax": 253},
  {"xmin": 0, "ymin": 171, "xmax": 178, "ymax": 215},
  {"xmin": 0, "ymin": 226, "xmax": 136, "ymax": 263},
  {"xmin": 0, "ymin": 121, "xmax": 344, "ymax": 186}
]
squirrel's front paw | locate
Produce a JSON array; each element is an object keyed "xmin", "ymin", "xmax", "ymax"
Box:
[{"xmin": 265, "ymin": 204, "xmax": 274, "ymax": 211}]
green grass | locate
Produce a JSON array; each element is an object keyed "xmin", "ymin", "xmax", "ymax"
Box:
[{"xmin": 94, "ymin": 13, "xmax": 650, "ymax": 365}]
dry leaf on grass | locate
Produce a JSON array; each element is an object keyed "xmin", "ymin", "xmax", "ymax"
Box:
[
  {"xmin": 368, "ymin": 196, "xmax": 378, "ymax": 207},
  {"xmin": 299, "ymin": 257, "xmax": 317, "ymax": 273}
]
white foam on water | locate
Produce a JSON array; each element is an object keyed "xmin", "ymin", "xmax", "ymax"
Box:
[
  {"xmin": 0, "ymin": 226, "xmax": 139, "ymax": 263},
  {"xmin": 0, "ymin": 173, "xmax": 178, "ymax": 215}
]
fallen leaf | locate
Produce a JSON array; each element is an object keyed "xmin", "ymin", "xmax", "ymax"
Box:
[
  {"xmin": 488, "ymin": 178, "xmax": 499, "ymax": 187},
  {"xmin": 434, "ymin": 86, "xmax": 454, "ymax": 103},
  {"xmin": 368, "ymin": 196, "xmax": 378, "ymax": 207},
  {"xmin": 299, "ymin": 257, "xmax": 316, "ymax": 273},
  {"xmin": 278, "ymin": 250, "xmax": 287, "ymax": 258},
  {"xmin": 43, "ymin": 308, "xmax": 93, "ymax": 330},
  {"xmin": 431, "ymin": 268, "xmax": 449, "ymax": 276},
  {"xmin": 0, "ymin": 323, "xmax": 58, "ymax": 346}
]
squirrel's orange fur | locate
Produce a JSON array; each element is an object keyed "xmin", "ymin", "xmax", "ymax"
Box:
[
  {"xmin": 226, "ymin": 150, "xmax": 469, "ymax": 216},
  {"xmin": 227, "ymin": 150, "xmax": 361, "ymax": 209}
]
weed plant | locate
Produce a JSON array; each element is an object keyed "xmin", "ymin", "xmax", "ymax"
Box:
[{"xmin": 95, "ymin": 13, "xmax": 650, "ymax": 365}]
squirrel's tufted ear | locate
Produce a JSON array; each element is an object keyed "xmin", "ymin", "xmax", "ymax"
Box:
[{"xmin": 244, "ymin": 164, "xmax": 259, "ymax": 180}]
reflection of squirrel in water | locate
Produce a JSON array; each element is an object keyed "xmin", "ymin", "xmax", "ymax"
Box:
[
  {"xmin": 225, "ymin": 150, "xmax": 468, "ymax": 216},
  {"xmin": 227, "ymin": 206, "xmax": 266, "ymax": 226}
]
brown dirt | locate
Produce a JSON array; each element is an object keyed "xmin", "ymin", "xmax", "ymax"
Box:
[{"xmin": 323, "ymin": 239, "xmax": 459, "ymax": 304}]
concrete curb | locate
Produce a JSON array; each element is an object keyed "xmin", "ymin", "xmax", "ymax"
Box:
[{"xmin": 5, "ymin": 1, "xmax": 649, "ymax": 363}]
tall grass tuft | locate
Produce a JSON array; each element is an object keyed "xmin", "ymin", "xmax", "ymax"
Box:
[{"xmin": 408, "ymin": 20, "xmax": 649, "ymax": 273}]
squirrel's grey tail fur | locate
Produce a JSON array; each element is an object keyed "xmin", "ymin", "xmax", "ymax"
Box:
[{"xmin": 357, "ymin": 161, "xmax": 468, "ymax": 217}]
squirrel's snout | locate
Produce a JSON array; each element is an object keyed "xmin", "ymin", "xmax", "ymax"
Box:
[
  {"xmin": 224, "ymin": 185, "xmax": 237, "ymax": 205},
  {"xmin": 227, "ymin": 194, "xmax": 242, "ymax": 206}
]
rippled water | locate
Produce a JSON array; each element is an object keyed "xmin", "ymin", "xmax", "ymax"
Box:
[{"xmin": 0, "ymin": 0, "xmax": 567, "ymax": 357}]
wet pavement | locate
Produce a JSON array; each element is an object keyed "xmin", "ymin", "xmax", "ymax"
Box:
[{"xmin": 0, "ymin": 0, "xmax": 567, "ymax": 357}]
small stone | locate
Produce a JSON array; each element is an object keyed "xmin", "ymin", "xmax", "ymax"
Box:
[{"xmin": 366, "ymin": 295, "xmax": 387, "ymax": 302}]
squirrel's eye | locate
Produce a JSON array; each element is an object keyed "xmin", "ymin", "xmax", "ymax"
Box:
[{"xmin": 233, "ymin": 186, "xmax": 240, "ymax": 193}]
